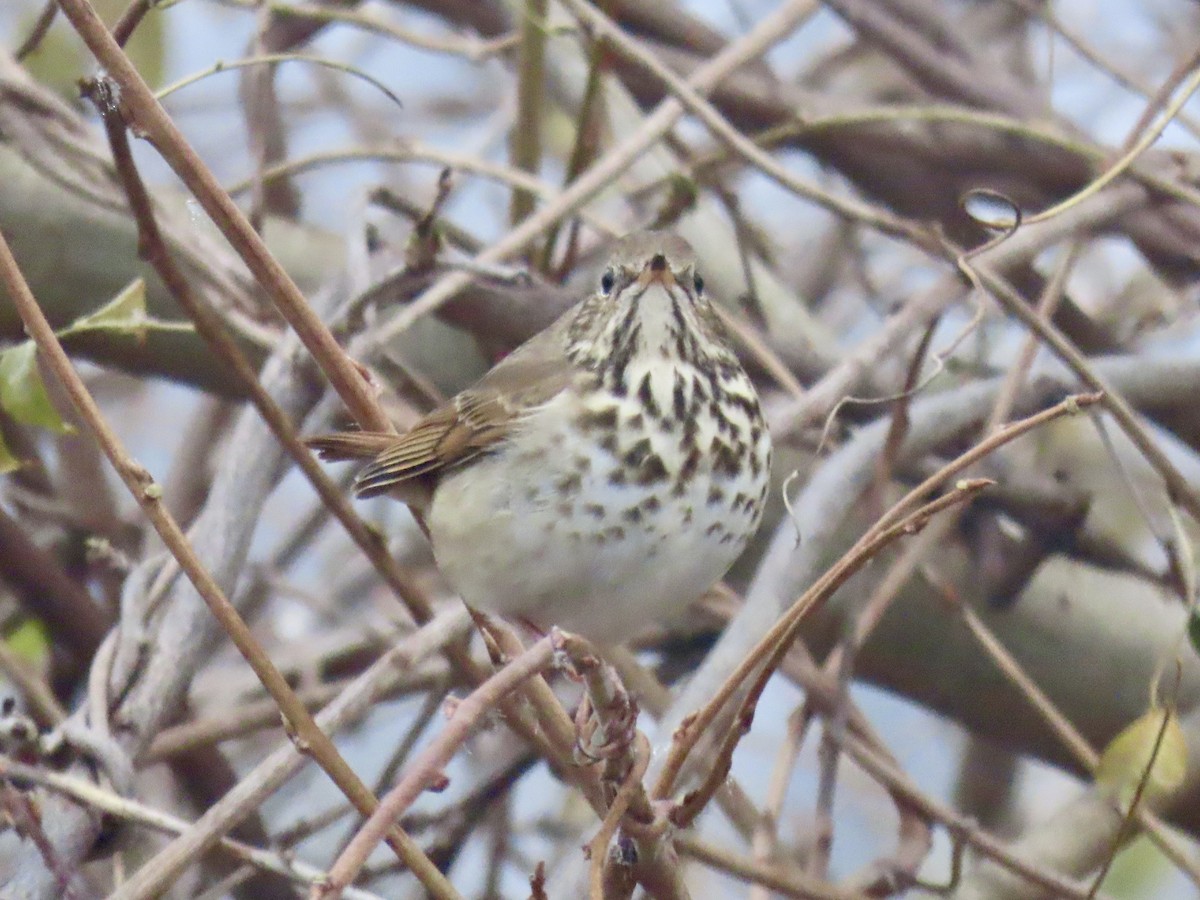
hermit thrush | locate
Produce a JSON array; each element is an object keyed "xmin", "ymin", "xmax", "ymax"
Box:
[{"xmin": 309, "ymin": 231, "xmax": 771, "ymax": 643}]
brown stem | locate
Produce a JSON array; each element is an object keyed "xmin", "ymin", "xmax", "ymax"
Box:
[
  {"xmin": 80, "ymin": 75, "xmax": 440, "ymax": 637},
  {"xmin": 317, "ymin": 636, "xmax": 556, "ymax": 898},
  {"xmin": 509, "ymin": 0, "xmax": 548, "ymax": 230},
  {"xmin": 0, "ymin": 226, "xmax": 455, "ymax": 899},
  {"xmin": 655, "ymin": 393, "xmax": 1102, "ymax": 802},
  {"xmin": 667, "ymin": 481, "xmax": 991, "ymax": 831},
  {"xmin": 968, "ymin": 257, "xmax": 1200, "ymax": 526},
  {"xmin": 54, "ymin": 0, "xmax": 391, "ymax": 435}
]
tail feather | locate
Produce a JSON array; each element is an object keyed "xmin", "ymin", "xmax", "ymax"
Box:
[
  {"xmin": 307, "ymin": 430, "xmax": 434, "ymax": 524},
  {"xmin": 305, "ymin": 431, "xmax": 398, "ymax": 462}
]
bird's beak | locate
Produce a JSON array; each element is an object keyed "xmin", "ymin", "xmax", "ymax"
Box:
[{"xmin": 636, "ymin": 253, "xmax": 678, "ymax": 289}]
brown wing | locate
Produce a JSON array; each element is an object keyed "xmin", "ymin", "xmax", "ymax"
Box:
[
  {"xmin": 308, "ymin": 318, "xmax": 574, "ymax": 500},
  {"xmin": 306, "ymin": 431, "xmax": 399, "ymax": 462}
]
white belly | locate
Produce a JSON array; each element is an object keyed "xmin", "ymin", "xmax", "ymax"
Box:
[{"xmin": 426, "ymin": 363, "xmax": 770, "ymax": 643}]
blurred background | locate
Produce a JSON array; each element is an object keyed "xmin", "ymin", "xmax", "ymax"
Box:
[{"xmin": 3, "ymin": 1, "xmax": 1200, "ymax": 897}]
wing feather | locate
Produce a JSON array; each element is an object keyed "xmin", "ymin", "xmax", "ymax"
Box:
[
  {"xmin": 306, "ymin": 431, "xmax": 398, "ymax": 461},
  {"xmin": 307, "ymin": 312, "xmax": 576, "ymax": 500}
]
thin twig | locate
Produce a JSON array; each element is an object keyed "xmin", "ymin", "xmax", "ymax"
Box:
[
  {"xmin": 113, "ymin": 606, "xmax": 473, "ymax": 899},
  {"xmin": 154, "ymin": 53, "xmax": 404, "ymax": 111},
  {"xmin": 81, "ymin": 76, "xmax": 444, "ymax": 638},
  {"xmin": 0, "ymin": 755, "xmax": 387, "ymax": 900},
  {"xmin": 509, "ymin": 0, "xmax": 549, "ymax": 230},
  {"xmin": 372, "ymin": 0, "xmax": 824, "ymax": 344},
  {"xmin": 55, "ymin": 0, "xmax": 390, "ymax": 435},
  {"xmin": 559, "ymin": 0, "xmax": 930, "ymax": 246},
  {"xmin": 926, "ymin": 573, "xmax": 1200, "ymax": 891},
  {"xmin": 675, "ymin": 833, "xmax": 859, "ymax": 899},
  {"xmin": 316, "ymin": 636, "xmax": 557, "ymax": 898},
  {"xmin": 654, "ymin": 393, "xmax": 1101, "ymax": 802},
  {"xmin": 588, "ymin": 734, "xmax": 651, "ymax": 900},
  {"xmin": 1085, "ymin": 673, "xmax": 1180, "ymax": 899},
  {"xmin": 111, "ymin": 0, "xmax": 152, "ymax": 47},
  {"xmin": 0, "ymin": 227, "xmax": 457, "ymax": 900},
  {"xmin": 964, "ymin": 257, "xmax": 1200, "ymax": 526},
  {"xmin": 235, "ymin": 0, "xmax": 517, "ymax": 61},
  {"xmin": 14, "ymin": 0, "xmax": 58, "ymax": 59},
  {"xmin": 669, "ymin": 481, "xmax": 992, "ymax": 832}
]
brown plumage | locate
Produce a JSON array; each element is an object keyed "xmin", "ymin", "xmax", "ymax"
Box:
[
  {"xmin": 307, "ymin": 306, "xmax": 574, "ymax": 502},
  {"xmin": 306, "ymin": 230, "xmax": 772, "ymax": 643}
]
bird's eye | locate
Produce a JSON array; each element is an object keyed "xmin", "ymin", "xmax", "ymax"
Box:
[
  {"xmin": 600, "ymin": 268, "xmax": 616, "ymax": 295},
  {"xmin": 693, "ymin": 272, "xmax": 705, "ymax": 295}
]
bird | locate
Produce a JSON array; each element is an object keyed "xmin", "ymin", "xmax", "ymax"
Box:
[{"xmin": 308, "ymin": 230, "xmax": 772, "ymax": 644}]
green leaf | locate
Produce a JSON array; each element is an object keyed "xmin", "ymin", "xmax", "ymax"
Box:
[
  {"xmin": 59, "ymin": 278, "xmax": 145, "ymax": 337},
  {"xmin": 5, "ymin": 618, "xmax": 51, "ymax": 669},
  {"xmin": 1098, "ymin": 836, "xmax": 1173, "ymax": 900},
  {"xmin": 58, "ymin": 279, "xmax": 192, "ymax": 341},
  {"xmin": 1096, "ymin": 705, "xmax": 1188, "ymax": 805},
  {"xmin": 0, "ymin": 342, "xmax": 73, "ymax": 434},
  {"xmin": 1190, "ymin": 608, "xmax": 1200, "ymax": 657},
  {"xmin": 0, "ymin": 430, "xmax": 20, "ymax": 474}
]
